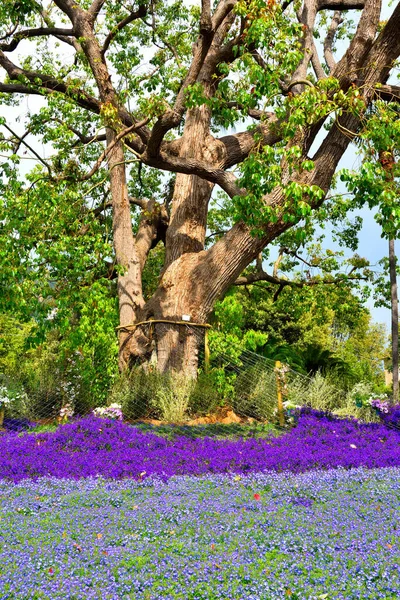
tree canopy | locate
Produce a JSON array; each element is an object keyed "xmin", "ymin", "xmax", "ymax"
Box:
[{"xmin": 0, "ymin": 0, "xmax": 399, "ymax": 375}]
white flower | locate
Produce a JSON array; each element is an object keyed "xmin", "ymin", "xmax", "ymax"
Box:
[
  {"xmin": 59, "ymin": 403, "xmax": 74, "ymax": 419},
  {"xmin": 0, "ymin": 385, "xmax": 12, "ymax": 407},
  {"xmin": 46, "ymin": 307, "xmax": 58, "ymax": 321},
  {"xmin": 93, "ymin": 403, "xmax": 123, "ymax": 420},
  {"xmin": 283, "ymin": 400, "xmax": 301, "ymax": 410}
]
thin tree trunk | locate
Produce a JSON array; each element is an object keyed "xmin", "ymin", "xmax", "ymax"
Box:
[
  {"xmin": 106, "ymin": 133, "xmax": 145, "ymax": 370},
  {"xmin": 379, "ymin": 150, "xmax": 398, "ymax": 403},
  {"xmin": 389, "ymin": 237, "xmax": 399, "ymax": 403}
]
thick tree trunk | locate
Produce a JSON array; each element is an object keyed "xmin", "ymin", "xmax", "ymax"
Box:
[
  {"xmin": 155, "ymin": 324, "xmax": 202, "ymax": 377},
  {"xmin": 165, "ymin": 95, "xmax": 222, "ymax": 267},
  {"xmin": 123, "ymin": 251, "xmax": 208, "ymax": 375},
  {"xmin": 389, "ymin": 238, "xmax": 399, "ymax": 403},
  {"xmin": 126, "ymin": 96, "xmax": 223, "ymax": 375}
]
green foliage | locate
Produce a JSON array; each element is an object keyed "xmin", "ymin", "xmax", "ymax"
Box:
[
  {"xmin": 334, "ymin": 381, "xmax": 381, "ymax": 422},
  {"xmin": 233, "ymin": 367, "xmax": 278, "ymax": 422},
  {"xmin": 152, "ymin": 372, "xmax": 195, "ymax": 422},
  {"xmin": 0, "ymin": 151, "xmax": 119, "ymax": 403},
  {"xmin": 0, "ymin": 305, "xmax": 118, "ymax": 419},
  {"xmin": 111, "ymin": 368, "xmax": 163, "ymax": 421},
  {"xmin": 211, "ymin": 279, "xmax": 385, "ymax": 391},
  {"xmin": 16, "ymin": 335, "xmax": 100, "ymax": 419},
  {"xmin": 232, "ymin": 77, "xmax": 372, "ymax": 233},
  {"xmin": 333, "ymin": 314, "xmax": 387, "ymax": 387},
  {"xmin": 339, "ymin": 100, "xmax": 400, "ymax": 315},
  {"xmin": 0, "ymin": 314, "xmax": 33, "ymax": 376},
  {"xmin": 114, "ymin": 368, "xmax": 227, "ymax": 421},
  {"xmin": 300, "ymin": 344, "xmax": 353, "ymax": 379},
  {"xmin": 285, "ymin": 373, "xmax": 385, "ymax": 422},
  {"xmin": 112, "ymin": 368, "xmax": 195, "ymax": 423},
  {"xmin": 213, "ymin": 294, "xmax": 245, "ymax": 335},
  {"xmin": 0, "ymin": 377, "xmax": 30, "ymax": 419},
  {"xmin": 209, "ymin": 299, "xmax": 270, "ymax": 400},
  {"xmin": 287, "ymin": 371, "xmax": 343, "ymax": 413},
  {"xmin": 188, "ymin": 371, "xmax": 226, "ymax": 416},
  {"xmin": 340, "ymin": 102, "xmax": 400, "ymax": 239}
]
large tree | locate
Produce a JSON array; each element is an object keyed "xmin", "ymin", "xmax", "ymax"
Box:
[{"xmin": 0, "ymin": 0, "xmax": 399, "ymax": 374}]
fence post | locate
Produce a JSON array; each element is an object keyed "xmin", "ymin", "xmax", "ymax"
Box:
[
  {"xmin": 275, "ymin": 360, "xmax": 285, "ymax": 427},
  {"xmin": 204, "ymin": 328, "xmax": 210, "ymax": 373}
]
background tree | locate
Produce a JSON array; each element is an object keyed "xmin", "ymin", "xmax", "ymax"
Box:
[
  {"xmin": 342, "ymin": 102, "xmax": 400, "ymax": 401},
  {"xmin": 0, "ymin": 0, "xmax": 399, "ymax": 375},
  {"xmin": 213, "ymin": 271, "xmax": 386, "ymax": 385},
  {"xmin": 388, "ymin": 235, "xmax": 398, "ymax": 401}
]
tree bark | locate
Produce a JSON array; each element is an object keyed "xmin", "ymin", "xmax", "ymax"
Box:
[
  {"xmin": 105, "ymin": 134, "xmax": 147, "ymax": 370},
  {"xmin": 143, "ymin": 88, "xmax": 224, "ymax": 374},
  {"xmin": 155, "ymin": 324, "xmax": 202, "ymax": 377},
  {"xmin": 389, "ymin": 238, "xmax": 399, "ymax": 403},
  {"xmin": 165, "ymin": 89, "xmax": 223, "ymax": 267}
]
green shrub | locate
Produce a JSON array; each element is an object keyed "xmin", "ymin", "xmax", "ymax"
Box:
[
  {"xmin": 113, "ymin": 368, "xmax": 163, "ymax": 420},
  {"xmin": 152, "ymin": 372, "xmax": 195, "ymax": 422},
  {"xmin": 117, "ymin": 368, "xmax": 227, "ymax": 421},
  {"xmin": 286, "ymin": 373, "xmax": 383, "ymax": 422},
  {"xmin": 188, "ymin": 371, "xmax": 226, "ymax": 416},
  {"xmin": 286, "ymin": 371, "xmax": 342, "ymax": 413},
  {"xmin": 21, "ymin": 358, "xmax": 95, "ymax": 420},
  {"xmin": 345, "ymin": 381, "xmax": 377, "ymax": 408},
  {"xmin": 24, "ymin": 374, "xmax": 62, "ymax": 420},
  {"xmin": 115, "ymin": 369, "xmax": 223, "ymax": 422},
  {"xmin": 233, "ymin": 366, "xmax": 278, "ymax": 421},
  {"xmin": 333, "ymin": 381, "xmax": 381, "ymax": 422},
  {"xmin": 0, "ymin": 378, "xmax": 30, "ymax": 419}
]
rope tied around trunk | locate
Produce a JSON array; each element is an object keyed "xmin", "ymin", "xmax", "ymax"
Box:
[{"xmin": 116, "ymin": 319, "xmax": 212, "ymax": 331}]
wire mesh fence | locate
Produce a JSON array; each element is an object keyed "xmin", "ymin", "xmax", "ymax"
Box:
[{"xmin": 1, "ymin": 321, "xmax": 399, "ymax": 433}]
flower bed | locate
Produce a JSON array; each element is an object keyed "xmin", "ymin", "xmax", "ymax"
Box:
[
  {"xmin": 1, "ymin": 468, "xmax": 399, "ymax": 599},
  {"xmin": 380, "ymin": 405, "xmax": 400, "ymax": 429},
  {"xmin": 1, "ymin": 411, "xmax": 399, "ymax": 482}
]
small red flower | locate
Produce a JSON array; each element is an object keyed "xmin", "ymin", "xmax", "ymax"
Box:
[
  {"xmin": 48, "ymin": 567, "xmax": 54, "ymax": 574},
  {"xmin": 254, "ymin": 493, "xmax": 261, "ymax": 501}
]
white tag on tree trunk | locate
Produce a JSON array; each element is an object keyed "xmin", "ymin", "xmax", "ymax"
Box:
[{"xmin": 182, "ymin": 314, "xmax": 191, "ymax": 321}]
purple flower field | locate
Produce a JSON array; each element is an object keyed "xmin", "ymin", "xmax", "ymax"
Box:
[
  {"xmin": 1, "ymin": 411, "xmax": 399, "ymax": 599},
  {"xmin": 1, "ymin": 468, "xmax": 399, "ymax": 599},
  {"xmin": 1, "ymin": 411, "xmax": 400, "ymax": 482}
]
